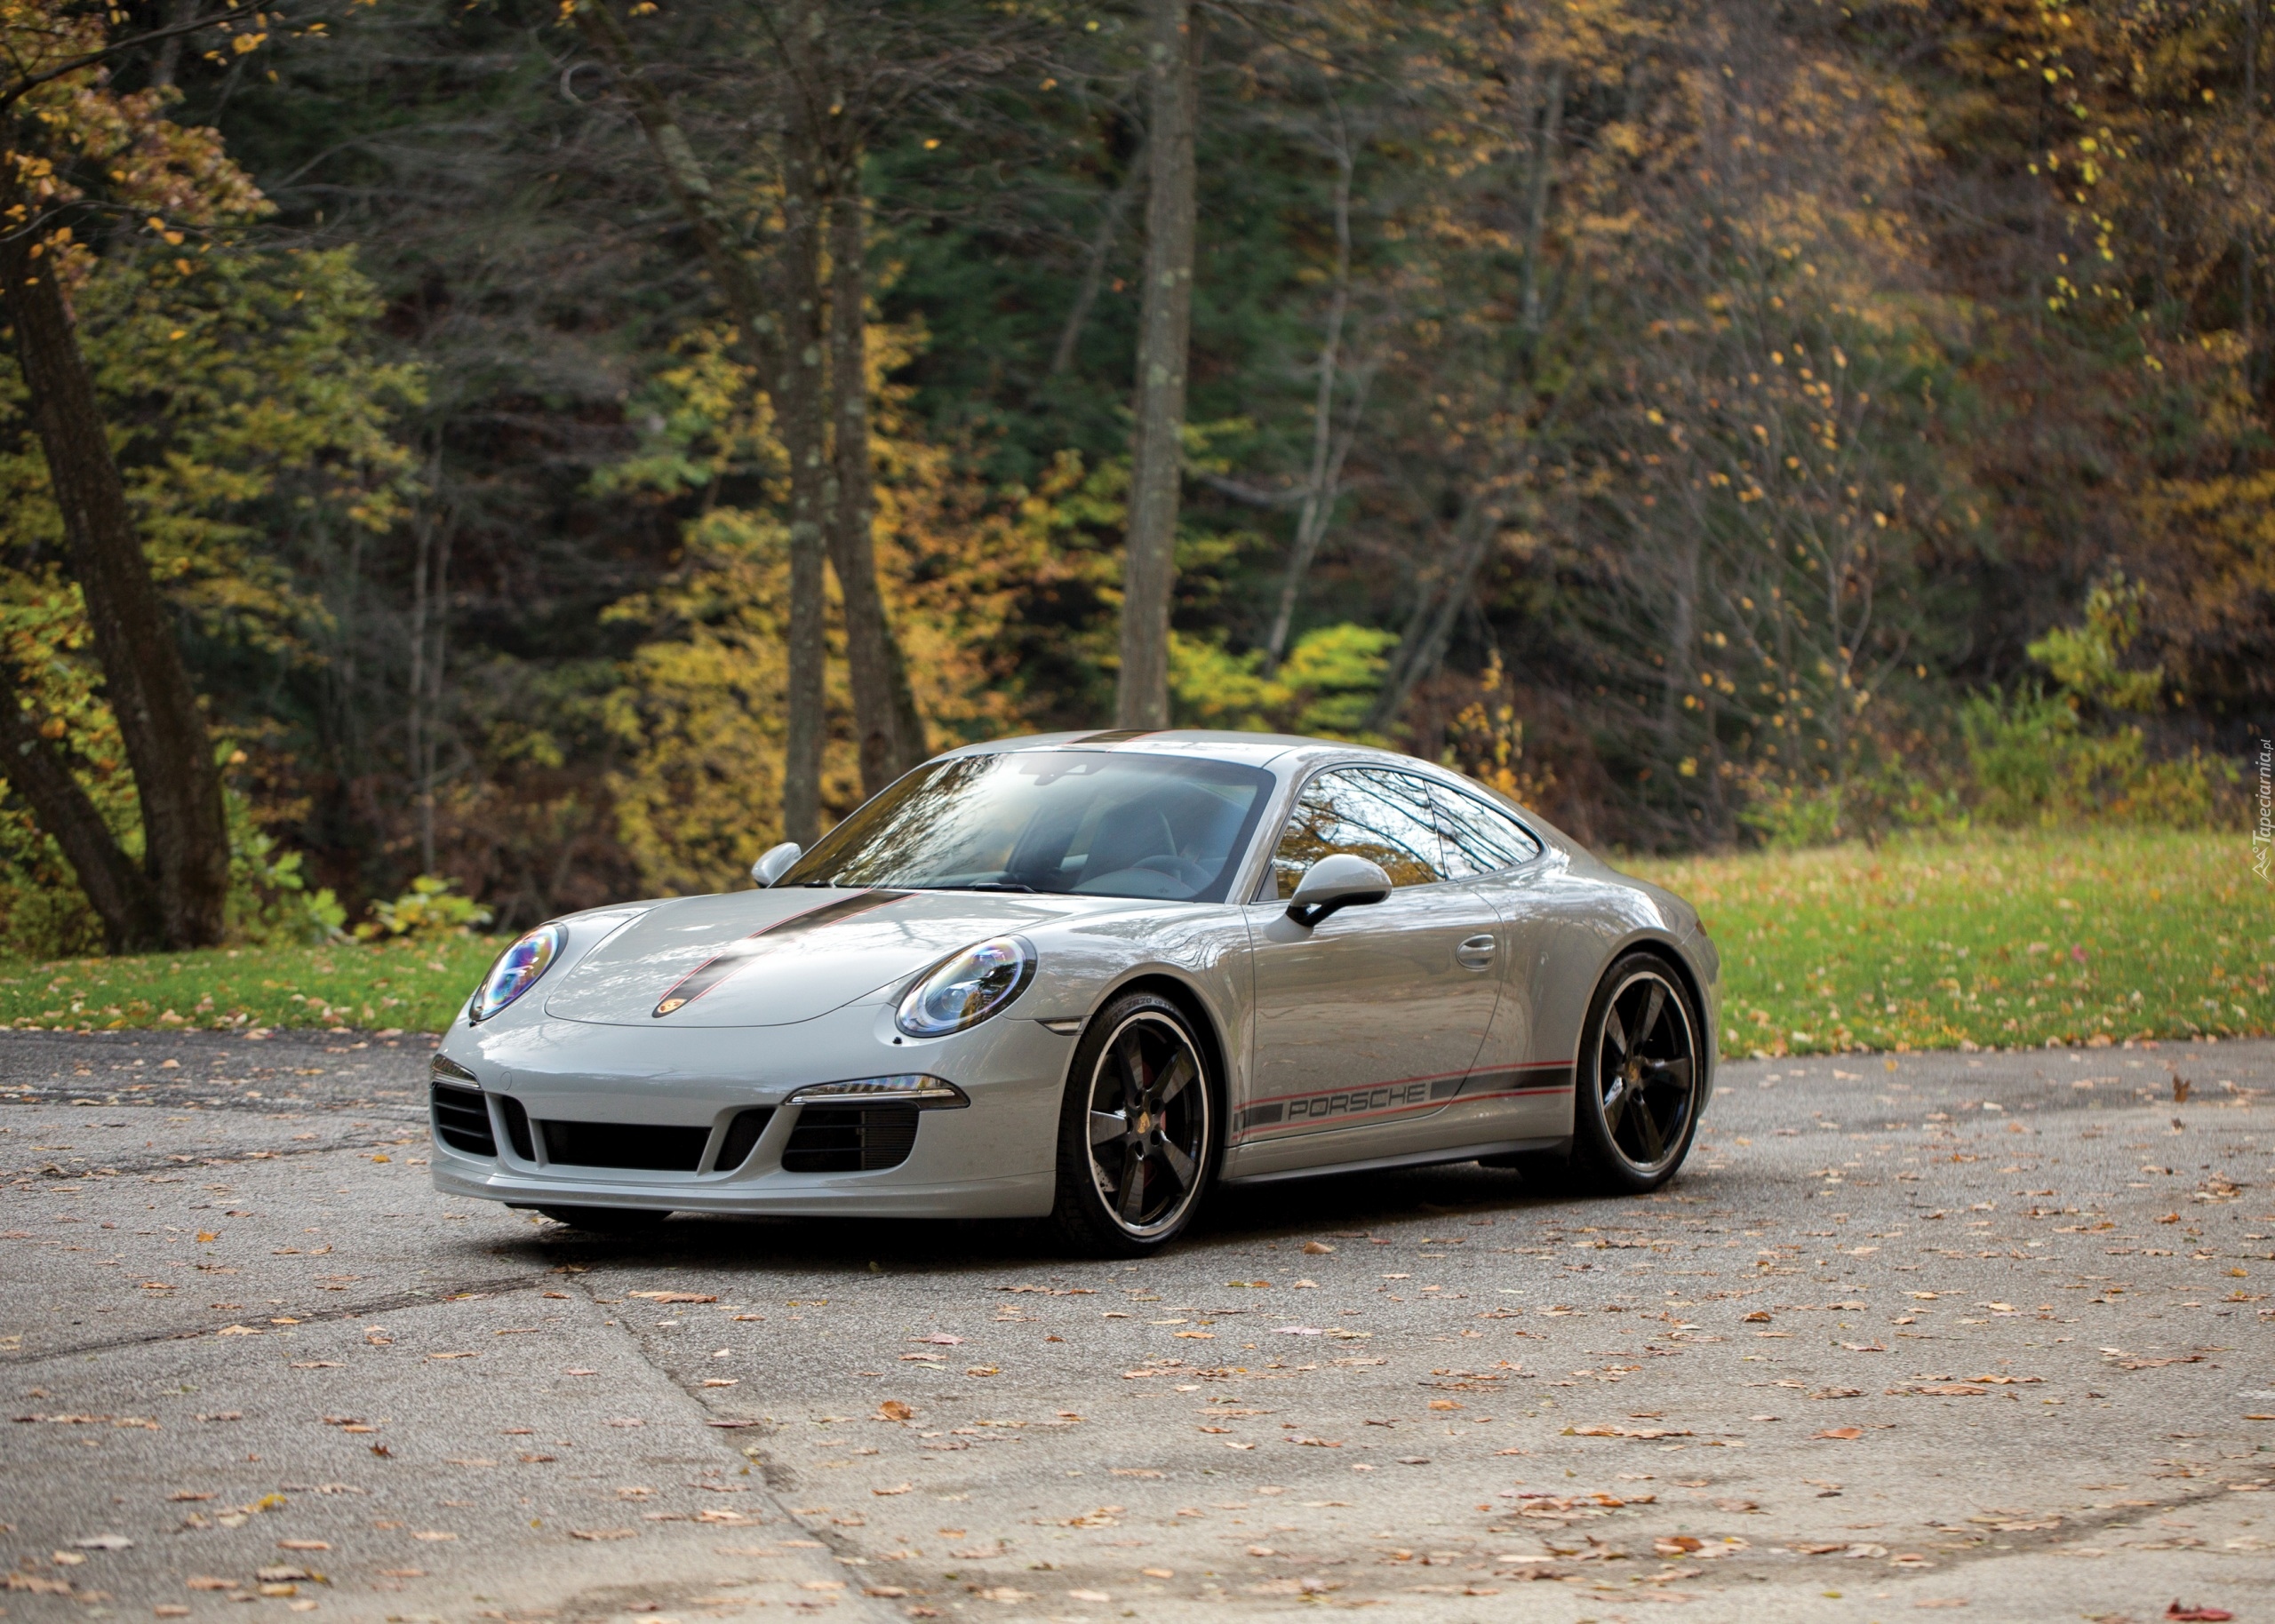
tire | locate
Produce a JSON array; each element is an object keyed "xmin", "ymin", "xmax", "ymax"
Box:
[
  {"xmin": 1569, "ymin": 951, "xmax": 1704, "ymax": 1194},
  {"xmin": 1050, "ymin": 991, "xmax": 1219, "ymax": 1256},
  {"xmin": 537, "ymin": 1206, "xmax": 672, "ymax": 1234}
]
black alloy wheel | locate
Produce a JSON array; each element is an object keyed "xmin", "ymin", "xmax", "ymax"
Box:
[
  {"xmin": 1571, "ymin": 952, "xmax": 1703, "ymax": 1192},
  {"xmin": 1051, "ymin": 991, "xmax": 1217, "ymax": 1254}
]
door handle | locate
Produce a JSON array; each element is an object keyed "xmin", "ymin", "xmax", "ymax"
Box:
[{"xmin": 1456, "ymin": 934, "xmax": 1497, "ymax": 971}]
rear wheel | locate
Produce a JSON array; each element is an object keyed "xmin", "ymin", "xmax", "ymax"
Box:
[
  {"xmin": 537, "ymin": 1206, "xmax": 671, "ymax": 1234},
  {"xmin": 1050, "ymin": 992, "xmax": 1217, "ymax": 1256},
  {"xmin": 1570, "ymin": 952, "xmax": 1703, "ymax": 1194}
]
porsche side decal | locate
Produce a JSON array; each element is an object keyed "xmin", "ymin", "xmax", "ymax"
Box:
[
  {"xmin": 1235, "ymin": 1060, "xmax": 1574, "ymax": 1134},
  {"xmin": 651, "ymin": 890, "xmax": 904, "ymax": 1017}
]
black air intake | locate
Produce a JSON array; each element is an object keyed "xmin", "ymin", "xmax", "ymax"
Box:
[
  {"xmin": 537, "ymin": 1118, "xmax": 708, "ymax": 1172},
  {"xmin": 498, "ymin": 1094, "xmax": 535, "ymax": 1161},
  {"xmin": 716, "ymin": 1107, "xmax": 775, "ymax": 1171},
  {"xmin": 431, "ymin": 1081, "xmax": 497, "ymax": 1157},
  {"xmin": 781, "ymin": 1105, "xmax": 920, "ymax": 1173}
]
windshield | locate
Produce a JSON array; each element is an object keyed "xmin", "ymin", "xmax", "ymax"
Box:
[{"xmin": 781, "ymin": 751, "xmax": 1275, "ymax": 903}]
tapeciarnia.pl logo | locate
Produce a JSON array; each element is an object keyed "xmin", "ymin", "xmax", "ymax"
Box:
[{"xmin": 2254, "ymin": 736, "xmax": 2271, "ymax": 881}]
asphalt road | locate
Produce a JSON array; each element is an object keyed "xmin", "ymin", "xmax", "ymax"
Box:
[{"xmin": 4, "ymin": 1027, "xmax": 2271, "ymax": 1624}]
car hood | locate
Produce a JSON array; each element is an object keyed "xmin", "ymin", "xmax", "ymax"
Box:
[{"xmin": 540, "ymin": 888, "xmax": 1079, "ymax": 1029}]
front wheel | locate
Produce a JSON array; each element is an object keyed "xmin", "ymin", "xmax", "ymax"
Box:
[
  {"xmin": 1570, "ymin": 952, "xmax": 1703, "ymax": 1194},
  {"xmin": 1050, "ymin": 991, "xmax": 1218, "ymax": 1256}
]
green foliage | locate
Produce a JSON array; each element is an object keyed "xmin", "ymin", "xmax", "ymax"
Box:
[
  {"xmin": 2024, "ymin": 573, "xmax": 2164, "ymax": 715},
  {"xmin": 1958, "ymin": 689, "xmax": 2137, "ymax": 828},
  {"xmin": 225, "ymin": 788, "xmax": 346, "ymax": 946},
  {"xmin": 1168, "ymin": 624, "xmax": 1396, "ymax": 736},
  {"xmin": 1739, "ymin": 771, "xmax": 1961, "ymax": 853},
  {"xmin": 355, "ymin": 875, "xmax": 493, "ymax": 943},
  {"xmin": 0, "ymin": 243, "xmax": 423, "ymax": 649}
]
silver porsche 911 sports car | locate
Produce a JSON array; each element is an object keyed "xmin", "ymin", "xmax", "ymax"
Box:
[{"xmin": 428, "ymin": 731, "xmax": 1718, "ymax": 1254}]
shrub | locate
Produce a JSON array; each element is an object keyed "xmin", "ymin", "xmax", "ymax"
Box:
[{"xmin": 355, "ymin": 875, "xmax": 491, "ymax": 942}]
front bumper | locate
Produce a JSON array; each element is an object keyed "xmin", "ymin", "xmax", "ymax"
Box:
[{"xmin": 427, "ymin": 1001, "xmax": 1068, "ymax": 1219}]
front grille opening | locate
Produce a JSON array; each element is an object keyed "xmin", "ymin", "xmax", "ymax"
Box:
[
  {"xmin": 432, "ymin": 1081, "xmax": 497, "ymax": 1157},
  {"xmin": 715, "ymin": 1107, "xmax": 775, "ymax": 1171},
  {"xmin": 781, "ymin": 1105, "xmax": 920, "ymax": 1173},
  {"xmin": 538, "ymin": 1119, "xmax": 709, "ymax": 1173},
  {"xmin": 498, "ymin": 1094, "xmax": 535, "ymax": 1161}
]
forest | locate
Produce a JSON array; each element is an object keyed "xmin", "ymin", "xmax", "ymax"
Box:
[{"xmin": 0, "ymin": 0, "xmax": 2267, "ymax": 954}]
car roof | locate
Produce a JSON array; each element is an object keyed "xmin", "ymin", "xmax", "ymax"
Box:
[{"xmin": 935, "ymin": 729, "xmax": 1449, "ymax": 777}]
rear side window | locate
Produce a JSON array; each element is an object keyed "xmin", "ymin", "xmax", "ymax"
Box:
[
  {"xmin": 1431, "ymin": 784, "xmax": 1544, "ymax": 876},
  {"xmin": 1269, "ymin": 768, "xmax": 1448, "ymax": 897}
]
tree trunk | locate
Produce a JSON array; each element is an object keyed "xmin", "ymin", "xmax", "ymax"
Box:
[
  {"xmin": 1262, "ymin": 110, "xmax": 1356, "ymax": 674},
  {"xmin": 776, "ymin": 140, "xmax": 831, "ymax": 847},
  {"xmin": 1114, "ymin": 0, "xmax": 1198, "ymax": 728},
  {"xmin": 826, "ymin": 155, "xmax": 928, "ymax": 792},
  {"xmin": 1365, "ymin": 494, "xmax": 1493, "ymax": 734},
  {"xmin": 0, "ymin": 176, "xmax": 230, "ymax": 948},
  {"xmin": 0, "ymin": 657, "xmax": 165, "ymax": 952},
  {"xmin": 573, "ymin": 0, "xmax": 826, "ymax": 840}
]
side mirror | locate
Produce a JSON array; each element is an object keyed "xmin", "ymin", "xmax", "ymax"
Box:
[
  {"xmin": 1285, "ymin": 853, "xmax": 1392, "ymax": 927},
  {"xmin": 750, "ymin": 841, "xmax": 802, "ymax": 888}
]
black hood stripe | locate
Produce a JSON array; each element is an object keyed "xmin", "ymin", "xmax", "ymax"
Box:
[{"xmin": 651, "ymin": 890, "xmax": 904, "ymax": 1017}]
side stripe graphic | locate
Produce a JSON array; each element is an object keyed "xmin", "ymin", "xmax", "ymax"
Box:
[
  {"xmin": 1234, "ymin": 1061, "xmax": 1576, "ymax": 1137},
  {"xmin": 651, "ymin": 891, "xmax": 902, "ymax": 1017}
]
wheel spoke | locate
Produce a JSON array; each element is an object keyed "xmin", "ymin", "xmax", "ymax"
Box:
[
  {"xmin": 1154, "ymin": 1051, "xmax": 1194, "ymax": 1107},
  {"xmin": 1602, "ymin": 1002, "xmax": 1629, "ymax": 1058},
  {"xmin": 1090, "ymin": 1110, "xmax": 1129, "ymax": 1147},
  {"xmin": 1117, "ymin": 1154, "xmax": 1149, "ymax": 1222},
  {"xmin": 1642, "ymin": 1055, "xmax": 1694, "ymax": 1095},
  {"xmin": 1115, "ymin": 1036, "xmax": 1150, "ymax": 1108},
  {"xmin": 1157, "ymin": 1137, "xmax": 1197, "ymax": 1190},
  {"xmin": 1631, "ymin": 1094, "xmax": 1667, "ymax": 1162},
  {"xmin": 1637, "ymin": 982, "xmax": 1665, "ymax": 1050},
  {"xmin": 1600, "ymin": 1073, "xmax": 1629, "ymax": 1134}
]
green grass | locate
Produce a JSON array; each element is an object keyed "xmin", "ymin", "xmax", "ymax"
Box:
[
  {"xmin": 0, "ymin": 828, "xmax": 2264, "ymax": 1056},
  {"xmin": 0, "ymin": 934, "xmax": 500, "ymax": 1036},
  {"xmin": 1627, "ymin": 827, "xmax": 2273, "ymax": 1057}
]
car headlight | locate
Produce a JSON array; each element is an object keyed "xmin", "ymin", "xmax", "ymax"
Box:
[
  {"xmin": 469, "ymin": 923, "xmax": 566, "ymax": 1023},
  {"xmin": 895, "ymin": 935, "xmax": 1036, "ymax": 1038}
]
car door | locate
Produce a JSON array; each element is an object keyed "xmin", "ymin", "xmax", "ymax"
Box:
[
  {"xmin": 1420, "ymin": 780, "xmax": 1575, "ymax": 1144},
  {"xmin": 1235, "ymin": 767, "xmax": 1505, "ymax": 1173}
]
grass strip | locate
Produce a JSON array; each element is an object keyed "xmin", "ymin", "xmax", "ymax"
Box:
[
  {"xmin": 1628, "ymin": 827, "xmax": 2271, "ymax": 1056},
  {"xmin": 0, "ymin": 935, "xmax": 499, "ymax": 1036}
]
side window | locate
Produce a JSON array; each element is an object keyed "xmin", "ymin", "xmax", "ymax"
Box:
[
  {"xmin": 1269, "ymin": 768, "xmax": 1447, "ymax": 898},
  {"xmin": 1431, "ymin": 784, "xmax": 1544, "ymax": 877}
]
